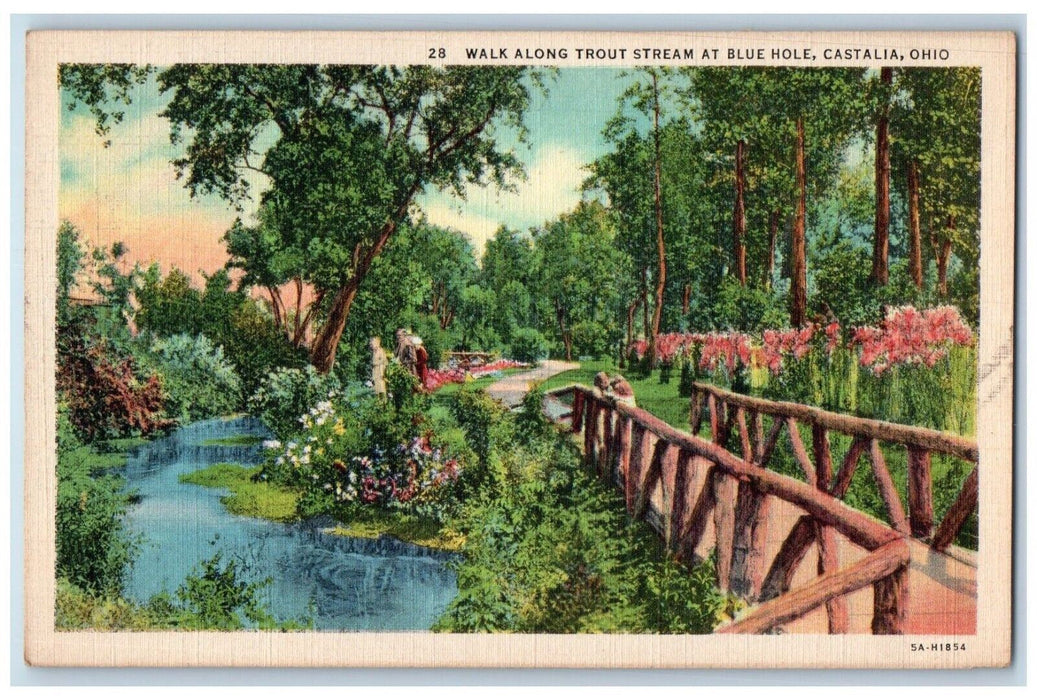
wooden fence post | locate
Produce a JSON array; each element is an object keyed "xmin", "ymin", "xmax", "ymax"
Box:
[
  {"xmin": 713, "ymin": 469, "xmax": 739, "ymax": 592},
  {"xmin": 872, "ymin": 565, "xmax": 909, "ymax": 634},
  {"xmin": 665, "ymin": 449, "xmax": 693, "ymax": 550},
  {"xmin": 689, "ymin": 388, "xmax": 703, "ymax": 435},
  {"xmin": 907, "ymin": 446, "xmax": 934, "ymax": 539},
  {"xmin": 614, "ymin": 416, "xmax": 633, "ymax": 490},
  {"xmin": 599, "ymin": 405, "xmax": 614, "ymax": 478},
  {"xmin": 626, "ymin": 423, "xmax": 650, "ymax": 513},
  {"xmin": 868, "ymin": 439, "xmax": 910, "ymax": 535},
  {"xmin": 730, "ymin": 483, "xmax": 771, "ymax": 600},
  {"xmin": 583, "ymin": 397, "xmax": 599, "ymax": 468},
  {"xmin": 571, "ymin": 390, "xmax": 584, "ymax": 434}
]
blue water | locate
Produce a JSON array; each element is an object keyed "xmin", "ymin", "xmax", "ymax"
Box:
[{"xmin": 122, "ymin": 417, "xmax": 458, "ymax": 630}]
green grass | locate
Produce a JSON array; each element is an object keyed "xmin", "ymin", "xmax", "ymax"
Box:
[
  {"xmin": 67, "ymin": 436, "xmax": 151, "ymax": 473},
  {"xmin": 326, "ymin": 511, "xmax": 465, "ymax": 552},
  {"xmin": 539, "ymin": 360, "xmax": 692, "ymax": 430},
  {"xmin": 200, "ymin": 435, "xmax": 265, "ymax": 447},
  {"xmin": 179, "ymin": 463, "xmax": 300, "ymax": 523}
]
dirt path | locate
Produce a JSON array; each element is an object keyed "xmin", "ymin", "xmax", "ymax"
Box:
[{"xmin": 486, "ymin": 359, "xmax": 580, "ymax": 408}]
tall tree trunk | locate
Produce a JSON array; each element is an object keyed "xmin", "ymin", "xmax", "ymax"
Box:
[
  {"xmin": 642, "ymin": 270, "xmax": 652, "ymax": 341},
  {"xmin": 767, "ymin": 208, "xmax": 781, "ymax": 290},
  {"xmin": 646, "ymin": 71, "xmax": 667, "ymax": 368},
  {"xmin": 791, "ymin": 116, "xmax": 808, "ymax": 327},
  {"xmin": 310, "ymin": 220, "xmax": 400, "ymax": 373},
  {"xmin": 733, "ymin": 139, "xmax": 747, "ymax": 285},
  {"xmin": 936, "ymin": 215, "xmax": 955, "ymax": 296},
  {"xmin": 871, "ymin": 67, "xmax": 892, "ymax": 286},
  {"xmin": 555, "ymin": 303, "xmax": 572, "ymax": 362},
  {"xmin": 626, "ymin": 297, "xmax": 640, "ymax": 351},
  {"xmin": 907, "ymin": 159, "xmax": 924, "ymax": 289},
  {"xmin": 266, "ymin": 286, "xmax": 284, "ymax": 331},
  {"xmin": 310, "ymin": 284, "xmax": 359, "ymax": 374}
]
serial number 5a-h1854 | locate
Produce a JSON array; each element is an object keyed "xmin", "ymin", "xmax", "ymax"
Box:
[{"xmin": 911, "ymin": 643, "xmax": 967, "ymax": 652}]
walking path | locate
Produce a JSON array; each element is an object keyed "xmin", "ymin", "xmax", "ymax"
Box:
[{"xmin": 486, "ymin": 359, "xmax": 579, "ymax": 408}]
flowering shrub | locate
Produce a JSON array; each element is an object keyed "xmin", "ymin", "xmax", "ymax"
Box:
[
  {"xmin": 329, "ymin": 436, "xmax": 461, "ymax": 511},
  {"xmin": 852, "ymin": 307, "xmax": 975, "ymax": 432},
  {"xmin": 248, "ymin": 365, "xmax": 342, "ymax": 439},
  {"xmin": 57, "ymin": 336, "xmax": 170, "ymax": 441},
  {"xmin": 260, "ymin": 393, "xmax": 464, "ymax": 523},
  {"xmin": 626, "ymin": 306, "xmax": 975, "ymax": 432},
  {"xmin": 851, "ymin": 306, "xmax": 973, "ymax": 376}
]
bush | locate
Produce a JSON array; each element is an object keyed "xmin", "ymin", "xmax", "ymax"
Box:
[
  {"xmin": 146, "ymin": 551, "xmax": 281, "ymax": 630},
  {"xmin": 436, "ymin": 454, "xmax": 726, "ymax": 633},
  {"xmin": 569, "ymin": 320, "xmax": 612, "ymax": 360},
  {"xmin": 509, "ymin": 327, "xmax": 549, "ymax": 363},
  {"xmin": 248, "ymin": 365, "xmax": 342, "ymax": 439},
  {"xmin": 57, "ymin": 334, "xmax": 170, "ymax": 442},
  {"xmin": 711, "ymin": 277, "xmax": 787, "ymax": 332},
  {"xmin": 220, "ymin": 301, "xmax": 308, "ymax": 399},
  {"xmin": 56, "ymin": 408, "xmax": 138, "ymax": 594},
  {"xmin": 142, "ymin": 333, "xmax": 242, "ymax": 423}
]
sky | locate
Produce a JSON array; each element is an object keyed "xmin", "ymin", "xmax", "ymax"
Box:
[{"xmin": 59, "ymin": 67, "xmax": 633, "ymax": 280}]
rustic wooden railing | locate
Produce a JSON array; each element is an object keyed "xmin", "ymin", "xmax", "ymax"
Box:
[
  {"xmin": 688, "ymin": 382, "xmax": 978, "ymax": 553},
  {"xmin": 544, "ymin": 384, "xmax": 912, "ymax": 635}
]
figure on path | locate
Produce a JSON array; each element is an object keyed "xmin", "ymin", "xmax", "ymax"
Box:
[
  {"xmin": 395, "ymin": 328, "xmax": 417, "ymax": 376},
  {"xmin": 370, "ymin": 336, "xmax": 388, "ymax": 398},
  {"xmin": 414, "ymin": 336, "xmax": 430, "ymax": 389}
]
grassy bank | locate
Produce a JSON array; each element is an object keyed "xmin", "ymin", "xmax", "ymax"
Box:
[
  {"xmin": 327, "ymin": 513, "xmax": 465, "ymax": 552},
  {"xmin": 200, "ymin": 434, "xmax": 265, "ymax": 447},
  {"xmin": 179, "ymin": 463, "xmax": 300, "ymax": 522}
]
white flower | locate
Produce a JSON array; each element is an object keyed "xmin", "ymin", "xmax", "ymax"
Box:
[{"xmin": 262, "ymin": 439, "xmax": 282, "ymax": 450}]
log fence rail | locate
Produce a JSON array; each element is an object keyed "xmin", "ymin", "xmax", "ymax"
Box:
[{"xmin": 545, "ymin": 382, "xmax": 978, "ymax": 635}]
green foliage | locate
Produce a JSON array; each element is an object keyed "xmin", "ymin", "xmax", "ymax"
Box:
[
  {"xmin": 145, "ymin": 550, "xmax": 295, "ymax": 630},
  {"xmin": 140, "ymin": 333, "xmax": 242, "ymax": 422},
  {"xmin": 437, "ymin": 447, "xmax": 725, "ymax": 633},
  {"xmin": 55, "ymin": 409, "xmax": 139, "ymax": 595},
  {"xmin": 385, "ymin": 360, "xmax": 427, "ymax": 415},
  {"xmin": 247, "ymin": 365, "xmax": 342, "ymax": 439},
  {"xmin": 711, "ymin": 277, "xmax": 788, "ymax": 332},
  {"xmin": 855, "ymin": 345, "xmax": 976, "ymax": 433},
  {"xmin": 448, "ymin": 387, "xmax": 510, "ymax": 496},
  {"xmin": 56, "ymin": 221, "xmax": 85, "ymax": 327},
  {"xmin": 508, "ymin": 327, "xmax": 549, "ymax": 363}
]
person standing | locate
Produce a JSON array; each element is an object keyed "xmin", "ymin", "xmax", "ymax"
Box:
[
  {"xmin": 395, "ymin": 328, "xmax": 417, "ymax": 376},
  {"xmin": 414, "ymin": 338, "xmax": 429, "ymax": 389},
  {"xmin": 370, "ymin": 336, "xmax": 388, "ymax": 398}
]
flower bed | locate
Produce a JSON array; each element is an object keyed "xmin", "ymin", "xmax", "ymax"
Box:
[
  {"xmin": 628, "ymin": 306, "xmax": 976, "ymax": 432},
  {"xmin": 425, "ymin": 358, "xmax": 530, "ymax": 392}
]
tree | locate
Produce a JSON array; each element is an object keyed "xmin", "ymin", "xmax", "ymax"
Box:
[
  {"xmin": 599, "ymin": 68, "xmax": 676, "ymax": 367},
  {"xmin": 870, "ymin": 67, "xmax": 894, "ymax": 285},
  {"xmin": 63, "ymin": 64, "xmax": 540, "ymax": 373},
  {"xmin": 531, "ymin": 200, "xmax": 627, "ymax": 361},
  {"xmin": 893, "ymin": 68, "xmax": 980, "ymax": 298}
]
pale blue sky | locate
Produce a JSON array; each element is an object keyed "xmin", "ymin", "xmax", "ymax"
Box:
[{"xmin": 59, "ymin": 67, "xmax": 635, "ymax": 270}]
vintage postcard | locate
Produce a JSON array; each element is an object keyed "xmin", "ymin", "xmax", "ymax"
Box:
[{"xmin": 23, "ymin": 30, "xmax": 1015, "ymax": 668}]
